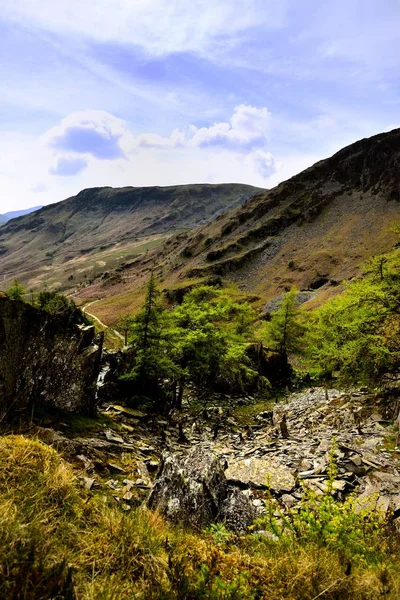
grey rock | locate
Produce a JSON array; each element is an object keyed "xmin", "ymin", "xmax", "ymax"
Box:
[
  {"xmin": 107, "ymin": 462, "xmax": 125, "ymax": 473},
  {"xmin": 0, "ymin": 297, "xmax": 103, "ymax": 418},
  {"xmin": 104, "ymin": 430, "xmax": 124, "ymax": 444},
  {"xmin": 226, "ymin": 457, "xmax": 295, "ymax": 492},
  {"xmin": 81, "ymin": 476, "xmax": 96, "ymax": 490},
  {"xmin": 147, "ymin": 447, "xmax": 256, "ymax": 531},
  {"xmin": 147, "ymin": 447, "xmax": 227, "ymax": 529},
  {"xmin": 220, "ymin": 487, "xmax": 257, "ymax": 533}
]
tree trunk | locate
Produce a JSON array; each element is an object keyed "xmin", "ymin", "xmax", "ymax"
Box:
[{"xmin": 176, "ymin": 381, "xmax": 184, "ymax": 409}]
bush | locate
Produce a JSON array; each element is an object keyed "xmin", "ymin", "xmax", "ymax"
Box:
[{"xmin": 253, "ymin": 441, "xmax": 389, "ymax": 561}]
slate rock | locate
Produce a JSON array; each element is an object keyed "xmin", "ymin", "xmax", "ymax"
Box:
[
  {"xmin": 225, "ymin": 457, "xmax": 295, "ymax": 492},
  {"xmin": 147, "ymin": 447, "xmax": 227, "ymax": 529},
  {"xmin": 147, "ymin": 447, "xmax": 256, "ymax": 531},
  {"xmin": 220, "ymin": 487, "xmax": 257, "ymax": 533}
]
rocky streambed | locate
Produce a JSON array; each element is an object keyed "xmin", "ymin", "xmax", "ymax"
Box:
[{"xmin": 30, "ymin": 386, "xmax": 400, "ymax": 530}]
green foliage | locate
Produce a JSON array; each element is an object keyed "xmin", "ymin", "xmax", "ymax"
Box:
[
  {"xmin": 123, "ymin": 281, "xmax": 260, "ymax": 406},
  {"xmin": 259, "ymin": 289, "xmax": 306, "ymax": 381},
  {"xmin": 122, "ymin": 272, "xmax": 177, "ymax": 402},
  {"xmin": 168, "ymin": 286, "xmax": 259, "ymax": 395},
  {"xmin": 306, "ymin": 247, "xmax": 400, "ymax": 384},
  {"xmin": 255, "ymin": 441, "xmax": 388, "ymax": 561},
  {"xmin": 35, "ymin": 290, "xmax": 90, "ymax": 326},
  {"xmin": 263, "ymin": 289, "xmax": 305, "ymax": 356},
  {"xmin": 4, "ymin": 282, "xmax": 89, "ymax": 327},
  {"xmin": 6, "ymin": 279, "xmax": 26, "ymax": 300},
  {"xmin": 206, "ymin": 523, "xmax": 233, "ymax": 546}
]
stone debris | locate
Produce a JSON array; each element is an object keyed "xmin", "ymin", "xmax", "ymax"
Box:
[
  {"xmin": 80, "ymin": 476, "xmax": 96, "ymax": 490},
  {"xmin": 24, "ymin": 384, "xmax": 400, "ymax": 526},
  {"xmin": 147, "ymin": 447, "xmax": 255, "ymax": 532},
  {"xmin": 144, "ymin": 386, "xmax": 400, "ymax": 519},
  {"xmin": 104, "ymin": 429, "xmax": 125, "ymax": 444}
]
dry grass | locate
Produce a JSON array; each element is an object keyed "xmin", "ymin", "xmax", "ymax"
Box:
[{"xmin": 1, "ymin": 435, "xmax": 400, "ymax": 599}]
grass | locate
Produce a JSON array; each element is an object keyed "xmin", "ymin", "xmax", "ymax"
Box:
[
  {"xmin": 232, "ymin": 398, "xmax": 275, "ymax": 426},
  {"xmin": 2, "ymin": 435, "xmax": 400, "ymax": 599}
]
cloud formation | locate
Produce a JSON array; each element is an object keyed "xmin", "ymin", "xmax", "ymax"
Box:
[
  {"xmin": 44, "ymin": 111, "xmax": 131, "ymax": 160},
  {"xmin": 49, "ymin": 157, "xmax": 88, "ymax": 176},
  {"xmin": 2, "ymin": 0, "xmax": 286, "ymax": 57},
  {"xmin": 30, "ymin": 183, "xmax": 48, "ymax": 193},
  {"xmin": 136, "ymin": 104, "xmax": 271, "ymax": 152}
]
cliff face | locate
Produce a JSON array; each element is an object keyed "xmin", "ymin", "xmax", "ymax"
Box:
[{"xmin": 0, "ymin": 297, "xmax": 103, "ymax": 419}]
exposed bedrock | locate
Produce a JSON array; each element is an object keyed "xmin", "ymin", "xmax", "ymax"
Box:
[{"xmin": 0, "ymin": 297, "xmax": 103, "ymax": 419}]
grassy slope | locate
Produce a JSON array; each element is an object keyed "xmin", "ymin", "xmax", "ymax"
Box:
[
  {"xmin": 1, "ymin": 435, "xmax": 400, "ymax": 599},
  {"xmin": 76, "ymin": 129, "xmax": 400, "ymax": 326},
  {"xmin": 0, "ymin": 184, "xmax": 262, "ymax": 292}
]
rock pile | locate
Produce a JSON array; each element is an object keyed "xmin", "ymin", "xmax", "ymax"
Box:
[{"xmin": 27, "ymin": 386, "xmax": 400, "ymax": 530}]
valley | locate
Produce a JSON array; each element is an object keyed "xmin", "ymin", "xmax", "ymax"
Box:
[{"xmin": 1, "ymin": 128, "xmax": 400, "ymax": 600}]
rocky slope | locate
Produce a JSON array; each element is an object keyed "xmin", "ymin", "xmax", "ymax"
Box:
[
  {"xmin": 0, "ymin": 296, "xmax": 103, "ymax": 418},
  {"xmin": 20, "ymin": 385, "xmax": 400, "ymax": 528},
  {"xmin": 0, "ymin": 184, "xmax": 261, "ymax": 291},
  {"xmin": 83, "ymin": 128, "xmax": 400, "ymax": 324}
]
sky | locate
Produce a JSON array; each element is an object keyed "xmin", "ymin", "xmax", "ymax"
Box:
[{"xmin": 0, "ymin": 0, "xmax": 399, "ymax": 213}]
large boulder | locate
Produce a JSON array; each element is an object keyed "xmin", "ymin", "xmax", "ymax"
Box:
[
  {"xmin": 225, "ymin": 457, "xmax": 295, "ymax": 493},
  {"xmin": 0, "ymin": 297, "xmax": 103, "ymax": 419},
  {"xmin": 147, "ymin": 447, "xmax": 255, "ymax": 532}
]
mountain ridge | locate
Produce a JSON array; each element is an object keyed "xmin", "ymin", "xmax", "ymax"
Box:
[
  {"xmin": 77, "ymin": 128, "xmax": 400, "ymax": 324},
  {"xmin": 0, "ymin": 205, "xmax": 43, "ymax": 224},
  {"xmin": 0, "ymin": 183, "xmax": 263, "ymax": 288}
]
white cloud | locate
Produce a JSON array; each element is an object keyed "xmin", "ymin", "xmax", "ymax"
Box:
[
  {"xmin": 2, "ymin": 0, "xmax": 287, "ymax": 57},
  {"xmin": 247, "ymin": 150, "xmax": 276, "ymax": 179},
  {"xmin": 0, "ymin": 105, "xmax": 277, "ymax": 212},
  {"xmin": 42, "ymin": 110, "xmax": 135, "ymax": 158},
  {"xmin": 136, "ymin": 104, "xmax": 271, "ymax": 151}
]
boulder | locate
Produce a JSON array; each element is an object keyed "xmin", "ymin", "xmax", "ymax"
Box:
[
  {"xmin": 220, "ymin": 487, "xmax": 257, "ymax": 533},
  {"xmin": 225, "ymin": 457, "xmax": 295, "ymax": 493},
  {"xmin": 147, "ymin": 447, "xmax": 255, "ymax": 531},
  {"xmin": 0, "ymin": 297, "xmax": 103, "ymax": 419}
]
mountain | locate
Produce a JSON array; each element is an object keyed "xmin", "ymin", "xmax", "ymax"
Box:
[
  {"xmin": 0, "ymin": 184, "xmax": 262, "ymax": 289},
  {"xmin": 78, "ymin": 128, "xmax": 400, "ymax": 324},
  {"xmin": 0, "ymin": 205, "xmax": 43, "ymax": 224}
]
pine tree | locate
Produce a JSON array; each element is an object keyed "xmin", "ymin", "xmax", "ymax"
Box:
[
  {"xmin": 123, "ymin": 272, "xmax": 175, "ymax": 405},
  {"xmin": 267, "ymin": 290, "xmax": 304, "ymax": 357}
]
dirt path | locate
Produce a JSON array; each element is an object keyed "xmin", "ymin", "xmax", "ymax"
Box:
[{"xmin": 82, "ymin": 300, "xmax": 125, "ymax": 342}]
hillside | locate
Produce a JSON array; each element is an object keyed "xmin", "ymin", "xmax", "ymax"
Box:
[
  {"xmin": 0, "ymin": 205, "xmax": 43, "ymax": 224},
  {"xmin": 0, "ymin": 184, "xmax": 261, "ymax": 290},
  {"xmin": 82, "ymin": 128, "xmax": 400, "ymax": 325}
]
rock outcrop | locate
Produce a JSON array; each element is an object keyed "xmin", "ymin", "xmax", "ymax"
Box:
[
  {"xmin": 0, "ymin": 297, "xmax": 103, "ymax": 419},
  {"xmin": 147, "ymin": 447, "xmax": 256, "ymax": 532}
]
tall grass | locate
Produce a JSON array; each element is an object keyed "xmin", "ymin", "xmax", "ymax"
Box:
[{"xmin": 1, "ymin": 435, "xmax": 400, "ymax": 599}]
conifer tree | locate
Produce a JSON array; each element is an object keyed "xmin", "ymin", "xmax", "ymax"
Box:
[
  {"xmin": 123, "ymin": 272, "xmax": 175, "ymax": 404},
  {"xmin": 6, "ymin": 279, "xmax": 26, "ymax": 301},
  {"xmin": 266, "ymin": 289, "xmax": 305, "ymax": 364}
]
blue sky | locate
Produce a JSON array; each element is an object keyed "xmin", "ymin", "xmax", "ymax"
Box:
[{"xmin": 0, "ymin": 0, "xmax": 399, "ymax": 212}]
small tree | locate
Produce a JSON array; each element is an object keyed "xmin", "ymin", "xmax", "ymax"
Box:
[
  {"xmin": 123, "ymin": 272, "xmax": 176, "ymax": 406},
  {"xmin": 306, "ymin": 248, "xmax": 400, "ymax": 385},
  {"xmin": 35, "ymin": 290, "xmax": 89, "ymax": 325},
  {"xmin": 265, "ymin": 289, "xmax": 305, "ymax": 366},
  {"xmin": 118, "ymin": 314, "xmax": 135, "ymax": 346},
  {"xmin": 168, "ymin": 286, "xmax": 258, "ymax": 404},
  {"xmin": 6, "ymin": 279, "xmax": 26, "ymax": 301}
]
